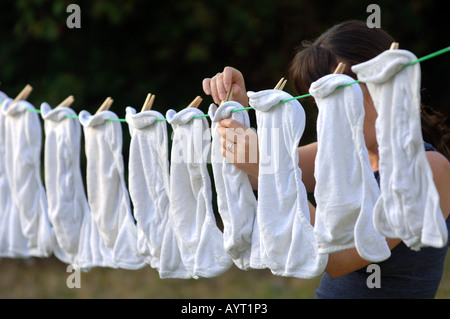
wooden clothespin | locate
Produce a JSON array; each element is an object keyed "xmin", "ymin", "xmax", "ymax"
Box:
[
  {"xmin": 95, "ymin": 97, "xmax": 114, "ymax": 114},
  {"xmin": 333, "ymin": 62, "xmax": 346, "ymax": 74},
  {"xmin": 390, "ymin": 42, "xmax": 399, "ymax": 50},
  {"xmin": 220, "ymin": 87, "xmax": 234, "ymax": 105},
  {"xmin": 56, "ymin": 95, "xmax": 75, "ymax": 108},
  {"xmin": 225, "ymin": 87, "xmax": 233, "ymax": 101},
  {"xmin": 141, "ymin": 93, "xmax": 155, "ymax": 112},
  {"xmin": 274, "ymin": 77, "xmax": 284, "ymax": 89},
  {"xmin": 14, "ymin": 84, "xmax": 33, "ymax": 103},
  {"xmin": 188, "ymin": 96, "xmax": 203, "ymax": 108},
  {"xmin": 274, "ymin": 77, "xmax": 287, "ymax": 90}
]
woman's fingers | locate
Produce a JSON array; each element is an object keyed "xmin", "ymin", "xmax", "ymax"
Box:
[
  {"xmin": 209, "ymin": 74, "xmax": 222, "ymax": 104},
  {"xmin": 214, "ymin": 73, "xmax": 227, "ymax": 102},
  {"xmin": 217, "ymin": 119, "xmax": 258, "ymax": 165},
  {"xmin": 220, "ymin": 135, "xmax": 234, "ymax": 152},
  {"xmin": 218, "ymin": 118, "xmax": 248, "ymax": 130},
  {"xmin": 222, "ymin": 66, "xmax": 236, "ymax": 92},
  {"xmin": 202, "ymin": 66, "xmax": 248, "ymax": 106},
  {"xmin": 202, "ymin": 78, "xmax": 211, "ymax": 95},
  {"xmin": 203, "ymin": 72, "xmax": 227, "ymax": 104},
  {"xmin": 222, "ymin": 143, "xmax": 236, "ymax": 164}
]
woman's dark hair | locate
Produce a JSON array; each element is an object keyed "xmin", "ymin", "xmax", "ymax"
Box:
[
  {"xmin": 420, "ymin": 88, "xmax": 450, "ymax": 159},
  {"xmin": 289, "ymin": 19, "xmax": 450, "ymax": 159}
]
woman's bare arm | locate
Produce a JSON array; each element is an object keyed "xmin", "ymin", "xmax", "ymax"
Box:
[
  {"xmin": 324, "ymin": 151, "xmax": 450, "ymax": 278},
  {"xmin": 298, "ymin": 142, "xmax": 318, "ymax": 193}
]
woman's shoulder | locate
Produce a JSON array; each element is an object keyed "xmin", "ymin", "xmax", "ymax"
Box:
[
  {"xmin": 425, "ymin": 146, "xmax": 450, "ymax": 174},
  {"xmin": 425, "ymin": 147, "xmax": 450, "ymax": 219},
  {"xmin": 423, "ymin": 142, "xmax": 449, "ymax": 177}
]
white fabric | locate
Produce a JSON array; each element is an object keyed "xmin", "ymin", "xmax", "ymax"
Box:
[
  {"xmin": 208, "ymin": 101, "xmax": 264, "ymax": 270},
  {"xmin": 76, "ymin": 200, "xmax": 116, "ymax": 269},
  {"xmin": 41, "ymin": 103, "xmax": 82, "ymax": 265},
  {"xmin": 41, "ymin": 103, "xmax": 113, "ymax": 270},
  {"xmin": 248, "ymin": 89, "xmax": 328, "ymax": 278},
  {"xmin": 309, "ymin": 74, "xmax": 390, "ymax": 262},
  {"xmin": 166, "ymin": 107, "xmax": 233, "ymax": 278},
  {"xmin": 0, "ymin": 93, "xmax": 30, "ymax": 258},
  {"xmin": 3, "ymin": 99, "xmax": 62, "ymax": 259},
  {"xmin": 352, "ymin": 49, "xmax": 447, "ymax": 250},
  {"xmin": 79, "ymin": 110, "xmax": 146, "ymax": 269},
  {"xmin": 126, "ymin": 107, "xmax": 190, "ymax": 279}
]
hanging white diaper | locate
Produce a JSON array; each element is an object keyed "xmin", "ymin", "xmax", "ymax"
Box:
[
  {"xmin": 126, "ymin": 106, "xmax": 190, "ymax": 279},
  {"xmin": 0, "ymin": 92, "xmax": 30, "ymax": 258},
  {"xmin": 41, "ymin": 102, "xmax": 114, "ymax": 270},
  {"xmin": 79, "ymin": 109, "xmax": 146, "ymax": 269},
  {"xmin": 352, "ymin": 49, "xmax": 447, "ymax": 250},
  {"xmin": 309, "ymin": 74, "xmax": 391, "ymax": 262},
  {"xmin": 41, "ymin": 102, "xmax": 84, "ymax": 265},
  {"xmin": 208, "ymin": 101, "xmax": 264, "ymax": 270},
  {"xmin": 3, "ymin": 99, "xmax": 61, "ymax": 259},
  {"xmin": 166, "ymin": 107, "xmax": 233, "ymax": 278},
  {"xmin": 248, "ymin": 89, "xmax": 328, "ymax": 278}
]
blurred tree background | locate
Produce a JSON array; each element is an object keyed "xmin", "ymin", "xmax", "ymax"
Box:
[
  {"xmin": 1, "ymin": 0, "xmax": 450, "ymax": 299},
  {"xmin": 1, "ymin": 0, "xmax": 448, "ymax": 134},
  {"xmin": 1, "ymin": 0, "xmax": 449, "ymax": 183}
]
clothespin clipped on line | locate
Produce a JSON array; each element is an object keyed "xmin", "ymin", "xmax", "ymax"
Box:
[
  {"xmin": 219, "ymin": 87, "xmax": 234, "ymax": 106},
  {"xmin": 95, "ymin": 97, "xmax": 114, "ymax": 114},
  {"xmin": 14, "ymin": 84, "xmax": 33, "ymax": 103},
  {"xmin": 141, "ymin": 93, "xmax": 155, "ymax": 112},
  {"xmin": 333, "ymin": 62, "xmax": 347, "ymax": 74},
  {"xmin": 187, "ymin": 95, "xmax": 203, "ymax": 108},
  {"xmin": 56, "ymin": 95, "xmax": 75, "ymax": 108},
  {"xmin": 274, "ymin": 77, "xmax": 287, "ymax": 90},
  {"xmin": 390, "ymin": 42, "xmax": 399, "ymax": 50}
]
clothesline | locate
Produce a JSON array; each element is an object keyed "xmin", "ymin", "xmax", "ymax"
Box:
[
  {"xmin": 3, "ymin": 46, "xmax": 450, "ymax": 122},
  {"xmin": 0, "ymin": 46, "xmax": 448, "ymax": 279}
]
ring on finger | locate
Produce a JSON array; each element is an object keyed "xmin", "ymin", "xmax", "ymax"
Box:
[{"xmin": 226, "ymin": 142, "xmax": 234, "ymax": 151}]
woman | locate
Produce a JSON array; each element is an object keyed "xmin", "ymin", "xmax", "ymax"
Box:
[{"xmin": 202, "ymin": 20, "xmax": 450, "ymax": 298}]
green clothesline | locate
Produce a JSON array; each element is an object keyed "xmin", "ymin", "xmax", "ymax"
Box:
[
  {"xmin": 3, "ymin": 45, "xmax": 450, "ymax": 123},
  {"xmin": 241, "ymin": 45, "xmax": 450, "ymax": 106}
]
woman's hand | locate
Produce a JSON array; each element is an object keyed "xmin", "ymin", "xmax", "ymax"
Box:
[
  {"xmin": 216, "ymin": 118, "xmax": 259, "ymax": 180},
  {"xmin": 202, "ymin": 66, "xmax": 248, "ymax": 107},
  {"xmin": 203, "ymin": 66, "xmax": 258, "ymax": 188}
]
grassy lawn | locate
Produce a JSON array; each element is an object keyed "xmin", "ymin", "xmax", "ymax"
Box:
[
  {"xmin": 1, "ymin": 251, "xmax": 450, "ymax": 299},
  {"xmin": 0, "ymin": 256, "xmax": 320, "ymax": 299},
  {"xmin": 435, "ymin": 252, "xmax": 450, "ymax": 299}
]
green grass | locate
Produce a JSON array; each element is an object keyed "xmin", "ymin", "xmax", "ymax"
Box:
[
  {"xmin": 0, "ymin": 256, "xmax": 319, "ymax": 299},
  {"xmin": 435, "ymin": 252, "xmax": 450, "ymax": 299},
  {"xmin": 1, "ymin": 252, "xmax": 450, "ymax": 299}
]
